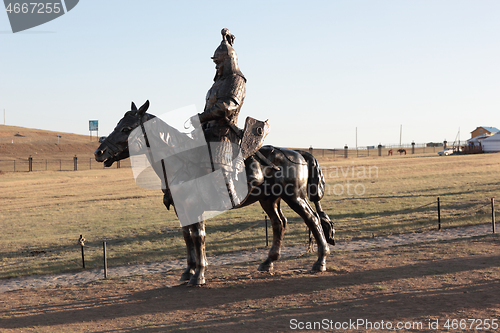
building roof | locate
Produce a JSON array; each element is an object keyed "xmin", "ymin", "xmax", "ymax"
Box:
[
  {"xmin": 483, "ymin": 133, "xmax": 500, "ymax": 142},
  {"xmin": 467, "ymin": 134, "xmax": 491, "ymax": 143},
  {"xmin": 471, "ymin": 126, "xmax": 500, "ymax": 133}
]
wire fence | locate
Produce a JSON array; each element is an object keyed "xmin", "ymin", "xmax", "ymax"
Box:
[
  {"xmin": 0, "ymin": 140, "xmax": 474, "ymax": 173},
  {"xmin": 0, "ymin": 156, "xmax": 131, "ymax": 172},
  {"xmin": 336, "ymin": 197, "xmax": 496, "ymax": 234},
  {"xmin": 0, "ymin": 147, "xmax": 458, "ymax": 174},
  {"xmin": 1, "ymin": 194, "xmax": 496, "ymax": 282},
  {"xmin": 300, "ymin": 196, "xmax": 497, "ymax": 251},
  {"xmin": 305, "ymin": 143, "xmax": 466, "ymax": 159},
  {"xmin": 68, "ymin": 195, "xmax": 497, "ymax": 279}
]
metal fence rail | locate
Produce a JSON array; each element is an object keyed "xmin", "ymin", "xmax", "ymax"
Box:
[{"xmin": 0, "ymin": 157, "xmax": 131, "ymax": 172}]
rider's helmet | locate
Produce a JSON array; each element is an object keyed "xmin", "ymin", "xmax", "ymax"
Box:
[
  {"xmin": 211, "ymin": 28, "xmax": 244, "ymax": 79},
  {"xmin": 211, "ymin": 28, "xmax": 236, "ymax": 61}
]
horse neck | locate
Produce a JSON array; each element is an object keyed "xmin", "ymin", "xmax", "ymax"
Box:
[
  {"xmin": 141, "ymin": 114, "xmax": 185, "ymax": 148},
  {"xmin": 138, "ymin": 114, "xmax": 190, "ymax": 187}
]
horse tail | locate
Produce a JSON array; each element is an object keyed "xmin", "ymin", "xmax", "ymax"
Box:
[
  {"xmin": 295, "ymin": 150, "xmax": 324, "ymax": 201},
  {"xmin": 296, "ymin": 150, "xmax": 335, "ymax": 245}
]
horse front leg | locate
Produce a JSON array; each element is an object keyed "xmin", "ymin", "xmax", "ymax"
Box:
[
  {"xmin": 258, "ymin": 198, "xmax": 286, "ymax": 272},
  {"xmin": 188, "ymin": 221, "xmax": 207, "ymax": 285},
  {"xmin": 180, "ymin": 226, "xmax": 196, "ymax": 282}
]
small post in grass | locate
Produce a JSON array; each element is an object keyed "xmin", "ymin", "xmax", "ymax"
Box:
[
  {"xmin": 103, "ymin": 241, "xmax": 108, "ymax": 279},
  {"xmin": 437, "ymin": 197, "xmax": 441, "ymax": 230},
  {"xmin": 492, "ymin": 198, "xmax": 496, "ymax": 234},
  {"xmin": 78, "ymin": 235, "xmax": 86, "ymax": 269}
]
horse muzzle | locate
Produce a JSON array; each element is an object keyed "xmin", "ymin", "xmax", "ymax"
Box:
[
  {"xmin": 94, "ymin": 147, "xmax": 115, "ymax": 167},
  {"xmin": 94, "ymin": 146, "xmax": 107, "ymax": 161}
]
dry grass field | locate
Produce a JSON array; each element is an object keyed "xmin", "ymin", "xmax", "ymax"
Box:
[{"xmin": 1, "ymin": 125, "xmax": 500, "ymax": 332}]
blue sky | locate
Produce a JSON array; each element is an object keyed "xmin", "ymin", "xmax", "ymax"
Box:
[{"xmin": 1, "ymin": 1, "xmax": 499, "ymax": 148}]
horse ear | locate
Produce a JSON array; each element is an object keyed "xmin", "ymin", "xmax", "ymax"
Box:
[
  {"xmin": 138, "ymin": 100, "xmax": 150, "ymax": 115},
  {"xmin": 131, "ymin": 102, "xmax": 138, "ymax": 111}
]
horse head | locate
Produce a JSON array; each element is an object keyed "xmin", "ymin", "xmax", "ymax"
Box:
[{"xmin": 94, "ymin": 100, "xmax": 151, "ymax": 167}]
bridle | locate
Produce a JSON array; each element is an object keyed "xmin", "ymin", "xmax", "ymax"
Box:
[{"xmin": 100, "ymin": 134, "xmax": 123, "ymax": 162}]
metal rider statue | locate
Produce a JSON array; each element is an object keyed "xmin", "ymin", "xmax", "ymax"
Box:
[{"xmin": 195, "ymin": 28, "xmax": 247, "ymax": 207}]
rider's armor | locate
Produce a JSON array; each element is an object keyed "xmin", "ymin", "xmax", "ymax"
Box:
[{"xmin": 198, "ymin": 28, "xmax": 246, "ymax": 173}]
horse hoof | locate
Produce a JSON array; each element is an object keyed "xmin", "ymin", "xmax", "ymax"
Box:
[
  {"xmin": 188, "ymin": 276, "xmax": 205, "ymax": 285},
  {"xmin": 258, "ymin": 262, "xmax": 273, "ymax": 272},
  {"xmin": 311, "ymin": 262, "xmax": 326, "ymax": 272},
  {"xmin": 180, "ymin": 272, "xmax": 193, "ymax": 282},
  {"xmin": 180, "ymin": 268, "xmax": 195, "ymax": 281}
]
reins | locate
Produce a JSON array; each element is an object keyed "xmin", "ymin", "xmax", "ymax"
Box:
[{"xmin": 139, "ymin": 114, "xmax": 170, "ymax": 190}]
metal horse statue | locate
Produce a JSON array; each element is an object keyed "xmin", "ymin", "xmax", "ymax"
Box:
[{"xmin": 95, "ymin": 101, "xmax": 335, "ymax": 285}]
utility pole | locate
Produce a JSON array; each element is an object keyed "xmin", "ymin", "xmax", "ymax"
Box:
[
  {"xmin": 355, "ymin": 127, "xmax": 358, "ymax": 150},
  {"xmin": 399, "ymin": 125, "xmax": 402, "ymax": 147}
]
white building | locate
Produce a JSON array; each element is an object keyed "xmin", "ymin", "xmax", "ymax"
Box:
[{"xmin": 481, "ymin": 133, "xmax": 500, "ymax": 152}]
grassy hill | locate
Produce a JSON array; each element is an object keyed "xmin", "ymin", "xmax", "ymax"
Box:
[{"xmin": 0, "ymin": 124, "xmax": 100, "ymax": 159}]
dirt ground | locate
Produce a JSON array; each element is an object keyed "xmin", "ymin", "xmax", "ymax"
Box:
[{"xmin": 1, "ymin": 235, "xmax": 499, "ymax": 333}]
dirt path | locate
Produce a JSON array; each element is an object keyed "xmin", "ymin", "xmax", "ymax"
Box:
[{"xmin": 0, "ymin": 224, "xmax": 493, "ymax": 293}]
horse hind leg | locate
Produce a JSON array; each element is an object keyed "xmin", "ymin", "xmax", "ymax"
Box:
[
  {"xmin": 285, "ymin": 196, "xmax": 330, "ymax": 272},
  {"xmin": 258, "ymin": 198, "xmax": 286, "ymax": 272},
  {"xmin": 313, "ymin": 200, "xmax": 335, "ymax": 245}
]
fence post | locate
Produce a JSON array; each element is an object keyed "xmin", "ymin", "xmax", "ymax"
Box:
[
  {"xmin": 78, "ymin": 235, "xmax": 86, "ymax": 269},
  {"xmin": 437, "ymin": 197, "xmax": 441, "ymax": 230},
  {"xmin": 59, "ymin": 159, "xmax": 62, "ymax": 171},
  {"xmin": 344, "ymin": 145, "xmax": 348, "ymax": 158},
  {"xmin": 74, "ymin": 155, "xmax": 78, "ymax": 171},
  {"xmin": 103, "ymin": 242, "xmax": 108, "ymax": 279},
  {"xmin": 411, "ymin": 141, "xmax": 415, "ymax": 154},
  {"xmin": 492, "ymin": 198, "xmax": 496, "ymax": 234},
  {"xmin": 117, "ymin": 160, "xmax": 120, "ymax": 169},
  {"xmin": 28, "ymin": 155, "xmax": 32, "ymax": 172},
  {"xmin": 378, "ymin": 144, "xmax": 382, "ymax": 156}
]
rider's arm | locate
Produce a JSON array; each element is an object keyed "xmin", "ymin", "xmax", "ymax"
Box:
[{"xmin": 198, "ymin": 97, "xmax": 240, "ymax": 123}]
